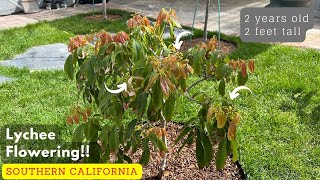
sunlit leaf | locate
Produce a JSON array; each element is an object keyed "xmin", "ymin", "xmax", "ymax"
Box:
[
  {"xmin": 64, "ymin": 54, "xmax": 74, "ymax": 80},
  {"xmin": 163, "ymin": 93, "xmax": 176, "ymax": 122},
  {"xmin": 216, "ymin": 111, "xmax": 227, "ymax": 128}
]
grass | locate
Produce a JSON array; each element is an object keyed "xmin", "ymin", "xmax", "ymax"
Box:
[
  {"xmin": 0, "ymin": 9, "xmax": 131, "ymax": 61},
  {"xmin": 1, "ymin": 9, "xmax": 320, "ymax": 179}
]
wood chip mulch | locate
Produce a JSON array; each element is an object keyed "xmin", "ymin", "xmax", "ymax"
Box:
[
  {"xmin": 85, "ymin": 14, "xmax": 122, "ymax": 22},
  {"xmin": 130, "ymin": 123, "xmax": 243, "ymax": 180},
  {"xmin": 180, "ymin": 38, "xmax": 237, "ymax": 54}
]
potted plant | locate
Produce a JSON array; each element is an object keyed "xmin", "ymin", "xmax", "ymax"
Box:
[{"xmin": 21, "ymin": 0, "xmax": 40, "ymax": 13}]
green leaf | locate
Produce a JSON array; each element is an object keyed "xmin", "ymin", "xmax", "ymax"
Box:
[
  {"xmin": 72, "ymin": 124, "xmax": 85, "ymax": 147},
  {"xmin": 64, "ymin": 54, "xmax": 74, "ymax": 80},
  {"xmin": 101, "ymin": 145, "xmax": 110, "ymax": 163},
  {"xmin": 178, "ymin": 78, "xmax": 187, "ymax": 92},
  {"xmin": 131, "ymin": 137, "xmax": 138, "ymax": 154},
  {"xmin": 201, "ymin": 131, "xmax": 213, "ymax": 166},
  {"xmin": 148, "ymin": 134, "xmax": 159, "ymax": 150},
  {"xmin": 206, "ymin": 121, "xmax": 216, "ymax": 144},
  {"xmin": 163, "ymin": 93, "xmax": 176, "ymax": 122},
  {"xmin": 174, "ymin": 126, "xmax": 192, "ymax": 145},
  {"xmin": 139, "ymin": 139, "xmax": 150, "ymax": 165},
  {"xmin": 193, "ymin": 51, "xmax": 202, "ymax": 75},
  {"xmin": 86, "ymin": 142, "xmax": 101, "ymax": 163},
  {"xmin": 216, "ymin": 64, "xmax": 232, "ymax": 80},
  {"xmin": 123, "ymin": 154, "xmax": 133, "ymax": 163},
  {"xmin": 109, "ymin": 125, "xmax": 119, "ymax": 152},
  {"xmin": 131, "ymin": 39, "xmax": 139, "ymax": 62},
  {"xmin": 82, "ymin": 57, "xmax": 96, "ymax": 85},
  {"xmin": 237, "ymin": 71, "xmax": 248, "ymax": 86},
  {"xmin": 100, "ymin": 125, "xmax": 110, "ymax": 148},
  {"xmin": 176, "ymin": 131, "xmax": 194, "ymax": 156},
  {"xmin": 218, "ymin": 79, "xmax": 226, "ymax": 97},
  {"xmin": 231, "ymin": 140, "xmax": 239, "ymax": 162},
  {"xmin": 196, "ymin": 129, "xmax": 205, "ymax": 168},
  {"xmin": 84, "ymin": 119, "xmax": 99, "ymax": 142},
  {"xmin": 151, "ymin": 80, "xmax": 163, "ymax": 112},
  {"xmin": 149, "ymin": 133, "xmax": 168, "ymax": 152},
  {"xmin": 124, "ymin": 119, "xmax": 138, "ymax": 142},
  {"xmin": 132, "ymin": 92, "xmax": 148, "ymax": 118},
  {"xmin": 216, "ymin": 137, "xmax": 228, "ymax": 170}
]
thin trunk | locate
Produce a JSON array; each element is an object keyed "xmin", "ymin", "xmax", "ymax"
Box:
[
  {"xmin": 204, "ymin": 0, "xmax": 210, "ymax": 41},
  {"xmin": 158, "ymin": 111, "xmax": 167, "ymax": 179},
  {"xmin": 103, "ymin": 0, "xmax": 107, "ymax": 19}
]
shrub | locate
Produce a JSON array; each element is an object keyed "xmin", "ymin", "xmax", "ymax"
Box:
[{"xmin": 64, "ymin": 8, "xmax": 254, "ymax": 177}]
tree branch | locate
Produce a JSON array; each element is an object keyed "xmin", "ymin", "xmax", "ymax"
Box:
[
  {"xmin": 186, "ymin": 75, "xmax": 213, "ymax": 93},
  {"xmin": 158, "ymin": 111, "xmax": 168, "ymax": 179}
]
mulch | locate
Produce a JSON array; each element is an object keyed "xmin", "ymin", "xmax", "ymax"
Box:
[
  {"xmin": 85, "ymin": 14, "xmax": 122, "ymax": 21},
  {"xmin": 180, "ymin": 38, "xmax": 237, "ymax": 54},
  {"xmin": 130, "ymin": 123, "xmax": 243, "ymax": 180}
]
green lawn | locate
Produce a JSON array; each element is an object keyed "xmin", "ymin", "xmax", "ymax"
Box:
[
  {"xmin": 1, "ymin": 10, "xmax": 320, "ymax": 179},
  {"xmin": 0, "ymin": 9, "xmax": 131, "ymax": 61}
]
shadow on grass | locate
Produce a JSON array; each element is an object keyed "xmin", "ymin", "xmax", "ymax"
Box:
[
  {"xmin": 285, "ymin": 89, "xmax": 320, "ymax": 135},
  {"xmin": 48, "ymin": 9, "xmax": 132, "ymax": 35}
]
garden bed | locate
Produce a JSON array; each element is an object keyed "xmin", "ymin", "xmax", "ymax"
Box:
[
  {"xmin": 131, "ymin": 123, "xmax": 243, "ymax": 180},
  {"xmin": 180, "ymin": 38, "xmax": 237, "ymax": 54}
]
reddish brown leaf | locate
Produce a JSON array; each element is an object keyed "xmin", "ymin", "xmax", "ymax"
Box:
[
  {"xmin": 160, "ymin": 76, "xmax": 170, "ymax": 96},
  {"xmin": 241, "ymin": 61, "xmax": 247, "ymax": 77},
  {"xmin": 82, "ymin": 112, "xmax": 88, "ymax": 123},
  {"xmin": 229, "ymin": 60, "xmax": 237, "ymax": 70},
  {"xmin": 145, "ymin": 73, "xmax": 159, "ymax": 91},
  {"xmin": 248, "ymin": 59, "xmax": 255, "ymax": 73},
  {"xmin": 227, "ymin": 121, "xmax": 237, "ymax": 140},
  {"xmin": 200, "ymin": 42, "xmax": 207, "ymax": 49},
  {"xmin": 67, "ymin": 116, "xmax": 73, "ymax": 125},
  {"xmin": 73, "ymin": 114, "xmax": 80, "ymax": 124}
]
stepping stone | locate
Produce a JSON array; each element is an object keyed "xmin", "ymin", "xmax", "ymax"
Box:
[
  {"xmin": 0, "ymin": 43, "xmax": 69, "ymax": 71},
  {"xmin": 0, "ymin": 76, "xmax": 13, "ymax": 85}
]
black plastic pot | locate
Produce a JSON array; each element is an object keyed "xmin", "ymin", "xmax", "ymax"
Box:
[{"xmin": 268, "ymin": 0, "xmax": 311, "ymax": 7}]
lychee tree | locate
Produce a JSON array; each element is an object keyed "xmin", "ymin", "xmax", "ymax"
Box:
[{"xmin": 64, "ymin": 8, "xmax": 254, "ymax": 178}]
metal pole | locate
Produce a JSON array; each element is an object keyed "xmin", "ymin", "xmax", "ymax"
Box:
[
  {"xmin": 92, "ymin": 0, "xmax": 95, "ymax": 15},
  {"xmin": 218, "ymin": 0, "xmax": 221, "ymax": 50},
  {"xmin": 191, "ymin": 0, "xmax": 199, "ymax": 40},
  {"xmin": 103, "ymin": 0, "xmax": 107, "ymax": 19},
  {"xmin": 204, "ymin": 0, "xmax": 210, "ymax": 41}
]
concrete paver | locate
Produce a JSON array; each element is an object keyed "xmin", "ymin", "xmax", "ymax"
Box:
[{"xmin": 0, "ymin": 43, "xmax": 68, "ymax": 70}]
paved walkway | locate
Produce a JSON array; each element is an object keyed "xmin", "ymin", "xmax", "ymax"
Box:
[
  {"xmin": 0, "ymin": 4, "xmax": 99, "ymax": 29},
  {"xmin": 108, "ymin": 0, "xmax": 320, "ymax": 50},
  {"xmin": 0, "ymin": 2, "xmax": 319, "ymax": 49}
]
